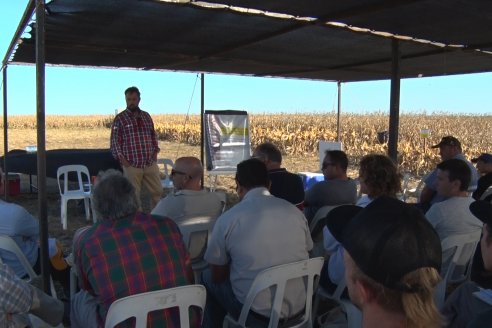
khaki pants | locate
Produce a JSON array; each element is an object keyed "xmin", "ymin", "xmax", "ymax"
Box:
[{"xmin": 122, "ymin": 162, "xmax": 162, "ymax": 211}]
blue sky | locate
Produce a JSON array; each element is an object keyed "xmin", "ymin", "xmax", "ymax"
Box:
[{"xmin": 1, "ymin": 1, "xmax": 491, "ymax": 116}]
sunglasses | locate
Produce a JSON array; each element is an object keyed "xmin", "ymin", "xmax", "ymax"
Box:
[
  {"xmin": 322, "ymin": 162, "xmax": 336, "ymax": 169},
  {"xmin": 171, "ymin": 169, "xmax": 190, "ymax": 178}
]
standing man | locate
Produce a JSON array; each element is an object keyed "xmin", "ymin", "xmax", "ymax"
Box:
[{"xmin": 110, "ymin": 86, "xmax": 162, "ymax": 210}]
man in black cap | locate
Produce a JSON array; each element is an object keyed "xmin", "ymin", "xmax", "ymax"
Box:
[
  {"xmin": 326, "ymin": 196, "xmax": 443, "ymax": 328},
  {"xmin": 442, "ymin": 200, "xmax": 492, "ymax": 327},
  {"xmin": 420, "ymin": 136, "xmax": 478, "ymax": 210},
  {"xmin": 471, "ymin": 153, "xmax": 492, "ymax": 201}
]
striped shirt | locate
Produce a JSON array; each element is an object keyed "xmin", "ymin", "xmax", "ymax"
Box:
[
  {"xmin": 110, "ymin": 108, "xmax": 159, "ymax": 168},
  {"xmin": 0, "ymin": 263, "xmax": 32, "ymax": 328},
  {"xmin": 75, "ymin": 213, "xmax": 194, "ymax": 327}
]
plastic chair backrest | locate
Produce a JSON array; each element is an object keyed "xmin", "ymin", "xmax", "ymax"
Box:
[
  {"xmin": 480, "ymin": 186, "xmax": 492, "ymax": 202},
  {"xmin": 104, "ymin": 285, "xmax": 206, "ymax": 328},
  {"xmin": 179, "ymin": 216, "xmax": 216, "ymax": 262},
  {"xmin": 233, "ymin": 257, "xmax": 324, "ymax": 328},
  {"xmin": 441, "ymin": 231, "xmax": 481, "ymax": 284},
  {"xmin": 0, "ymin": 235, "xmax": 37, "ymax": 281},
  {"xmin": 56, "ymin": 164, "xmax": 91, "ymax": 195},
  {"xmin": 157, "ymin": 158, "xmax": 174, "ymax": 188},
  {"xmin": 309, "ymin": 206, "xmax": 340, "ymax": 258}
]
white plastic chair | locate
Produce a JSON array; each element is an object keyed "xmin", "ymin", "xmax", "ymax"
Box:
[
  {"xmin": 402, "ymin": 171, "xmax": 431, "ymax": 203},
  {"xmin": 104, "ymin": 285, "xmax": 206, "ymax": 328},
  {"xmin": 0, "ymin": 235, "xmax": 37, "ymax": 282},
  {"xmin": 309, "ymin": 205, "xmax": 339, "ymax": 258},
  {"xmin": 313, "ymin": 279, "xmax": 362, "ymax": 328},
  {"xmin": 480, "ymin": 186, "xmax": 492, "ymax": 202},
  {"xmin": 57, "ymin": 164, "xmax": 92, "ymax": 230},
  {"xmin": 223, "ymin": 257, "xmax": 324, "ymax": 328},
  {"xmin": 157, "ymin": 158, "xmax": 174, "ymax": 189},
  {"xmin": 0, "ymin": 235, "xmax": 58, "ymax": 304},
  {"xmin": 179, "ymin": 216, "xmax": 217, "ymax": 282},
  {"xmin": 434, "ymin": 231, "xmax": 482, "ymax": 308}
]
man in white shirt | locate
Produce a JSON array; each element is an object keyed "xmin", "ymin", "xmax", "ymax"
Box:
[
  {"xmin": 202, "ymin": 158, "xmax": 313, "ymax": 327},
  {"xmin": 151, "ymin": 156, "xmax": 223, "ymax": 223},
  {"xmin": 425, "ymin": 158, "xmax": 482, "ymax": 274}
]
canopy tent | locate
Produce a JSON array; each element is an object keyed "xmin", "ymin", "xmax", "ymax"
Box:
[{"xmin": 2, "ymin": 0, "xmax": 492, "ymax": 292}]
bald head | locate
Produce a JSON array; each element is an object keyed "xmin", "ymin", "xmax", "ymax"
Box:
[{"xmin": 172, "ymin": 157, "xmax": 203, "ymax": 191}]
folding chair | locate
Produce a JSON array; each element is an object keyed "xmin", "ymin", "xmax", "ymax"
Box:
[
  {"xmin": 104, "ymin": 285, "xmax": 206, "ymax": 328},
  {"xmin": 57, "ymin": 164, "xmax": 92, "ymax": 230},
  {"xmin": 179, "ymin": 216, "xmax": 217, "ymax": 282},
  {"xmin": 313, "ymin": 279, "xmax": 362, "ymax": 328},
  {"xmin": 309, "ymin": 205, "xmax": 339, "ymax": 258},
  {"xmin": 434, "ymin": 231, "xmax": 482, "ymax": 308},
  {"xmin": 223, "ymin": 257, "xmax": 324, "ymax": 328},
  {"xmin": 157, "ymin": 158, "xmax": 174, "ymax": 189}
]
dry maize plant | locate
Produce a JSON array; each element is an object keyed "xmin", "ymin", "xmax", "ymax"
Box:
[{"xmin": 2, "ymin": 113, "xmax": 491, "ymax": 175}]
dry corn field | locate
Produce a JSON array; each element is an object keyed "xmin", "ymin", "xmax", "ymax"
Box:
[{"xmin": 1, "ymin": 113, "xmax": 491, "ymax": 176}]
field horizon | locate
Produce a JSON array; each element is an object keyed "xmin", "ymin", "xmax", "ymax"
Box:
[{"xmin": 1, "ymin": 113, "xmax": 491, "ymax": 176}]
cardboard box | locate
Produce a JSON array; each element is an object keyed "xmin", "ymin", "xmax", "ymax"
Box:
[{"xmin": 0, "ymin": 173, "xmax": 21, "ymax": 196}]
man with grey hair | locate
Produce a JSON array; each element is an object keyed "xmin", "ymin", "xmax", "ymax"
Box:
[
  {"xmin": 70, "ymin": 170, "xmax": 195, "ymax": 327},
  {"xmin": 152, "ymin": 156, "xmax": 224, "ymax": 223}
]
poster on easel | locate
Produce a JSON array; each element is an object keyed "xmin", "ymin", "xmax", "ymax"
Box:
[{"xmin": 204, "ymin": 110, "xmax": 251, "ymax": 172}]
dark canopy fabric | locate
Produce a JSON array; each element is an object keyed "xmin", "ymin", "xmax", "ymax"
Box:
[
  {"xmin": 208, "ymin": 0, "xmax": 492, "ymax": 50},
  {"xmin": 8, "ymin": 0, "xmax": 492, "ymax": 82}
]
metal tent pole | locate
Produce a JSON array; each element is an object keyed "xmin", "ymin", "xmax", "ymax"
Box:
[
  {"xmin": 2, "ymin": 67, "xmax": 9, "ymax": 200},
  {"xmin": 336, "ymin": 81, "xmax": 341, "ymax": 142},
  {"xmin": 388, "ymin": 39, "xmax": 401, "ymax": 162},
  {"xmin": 36, "ymin": 0, "xmax": 50, "ymax": 294},
  {"xmin": 200, "ymin": 73, "xmax": 205, "ymax": 188}
]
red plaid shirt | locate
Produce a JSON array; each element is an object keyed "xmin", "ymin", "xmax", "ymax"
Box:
[
  {"xmin": 110, "ymin": 108, "xmax": 159, "ymax": 168},
  {"xmin": 74, "ymin": 213, "xmax": 194, "ymax": 327}
]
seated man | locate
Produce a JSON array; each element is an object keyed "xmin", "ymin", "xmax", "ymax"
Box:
[
  {"xmin": 472, "ymin": 153, "xmax": 492, "ymax": 201},
  {"xmin": 70, "ymin": 170, "xmax": 195, "ymax": 327},
  {"xmin": 420, "ymin": 136, "xmax": 478, "ymax": 210},
  {"xmin": 152, "ymin": 156, "xmax": 224, "ymax": 223},
  {"xmin": 425, "ymin": 159, "xmax": 482, "ymax": 274},
  {"xmin": 304, "ymin": 150, "xmax": 357, "ymax": 222},
  {"xmin": 202, "ymin": 158, "xmax": 312, "ymax": 327},
  {"xmin": 442, "ymin": 200, "xmax": 492, "ymax": 327},
  {"xmin": 253, "ymin": 142, "xmax": 305, "ymax": 208},
  {"xmin": 0, "ymin": 166, "xmax": 70, "ymax": 294},
  {"xmin": 327, "ymin": 196, "xmax": 443, "ymax": 328},
  {"xmin": 0, "ymin": 262, "xmax": 64, "ymax": 328}
]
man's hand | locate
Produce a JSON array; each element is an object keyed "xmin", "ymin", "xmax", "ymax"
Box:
[{"xmin": 118, "ymin": 154, "xmax": 131, "ymax": 167}]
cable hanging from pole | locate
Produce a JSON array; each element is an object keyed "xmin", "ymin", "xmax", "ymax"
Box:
[{"xmin": 175, "ymin": 73, "xmax": 200, "ymax": 158}]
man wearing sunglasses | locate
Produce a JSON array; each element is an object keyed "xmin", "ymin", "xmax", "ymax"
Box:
[
  {"xmin": 110, "ymin": 86, "xmax": 162, "ymax": 210},
  {"xmin": 152, "ymin": 157, "xmax": 224, "ymax": 223},
  {"xmin": 304, "ymin": 150, "xmax": 357, "ymax": 223}
]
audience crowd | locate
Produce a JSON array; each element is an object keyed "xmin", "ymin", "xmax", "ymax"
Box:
[{"xmin": 1, "ymin": 134, "xmax": 491, "ymax": 328}]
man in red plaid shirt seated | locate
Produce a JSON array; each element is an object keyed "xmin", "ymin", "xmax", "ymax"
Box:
[
  {"xmin": 70, "ymin": 170, "xmax": 196, "ymax": 327},
  {"xmin": 110, "ymin": 86, "xmax": 162, "ymax": 210}
]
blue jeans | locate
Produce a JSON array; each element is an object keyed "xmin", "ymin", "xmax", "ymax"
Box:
[{"xmin": 201, "ymin": 268, "xmax": 267, "ymax": 328}]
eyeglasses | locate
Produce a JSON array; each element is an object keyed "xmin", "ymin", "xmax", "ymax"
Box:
[
  {"xmin": 171, "ymin": 169, "xmax": 188, "ymax": 177},
  {"xmin": 322, "ymin": 162, "xmax": 336, "ymax": 169}
]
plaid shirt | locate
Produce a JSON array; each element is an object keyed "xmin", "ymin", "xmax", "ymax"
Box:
[
  {"xmin": 0, "ymin": 263, "xmax": 32, "ymax": 328},
  {"xmin": 75, "ymin": 213, "xmax": 194, "ymax": 327},
  {"xmin": 110, "ymin": 108, "xmax": 159, "ymax": 168}
]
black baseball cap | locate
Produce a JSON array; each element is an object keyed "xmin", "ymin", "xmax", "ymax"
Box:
[
  {"xmin": 470, "ymin": 200, "xmax": 492, "ymax": 225},
  {"xmin": 471, "ymin": 153, "xmax": 492, "ymax": 164},
  {"xmin": 431, "ymin": 136, "xmax": 461, "ymax": 149},
  {"xmin": 326, "ymin": 196, "xmax": 442, "ymax": 291}
]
